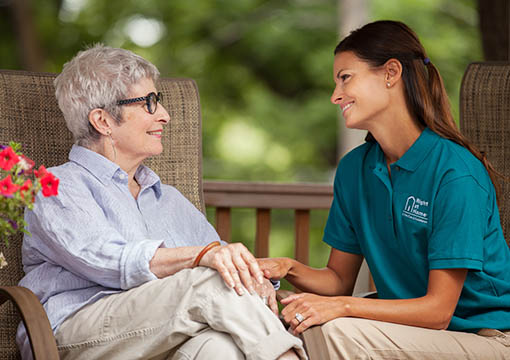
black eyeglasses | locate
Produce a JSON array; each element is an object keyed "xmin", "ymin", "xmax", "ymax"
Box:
[{"xmin": 117, "ymin": 92, "xmax": 163, "ymax": 114}]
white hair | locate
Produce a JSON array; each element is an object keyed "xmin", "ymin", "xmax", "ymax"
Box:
[{"xmin": 54, "ymin": 44, "xmax": 160, "ymax": 147}]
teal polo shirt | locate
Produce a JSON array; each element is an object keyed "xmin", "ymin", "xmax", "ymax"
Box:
[{"xmin": 324, "ymin": 128, "xmax": 510, "ymax": 331}]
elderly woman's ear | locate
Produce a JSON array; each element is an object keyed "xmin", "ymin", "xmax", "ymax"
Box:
[{"xmin": 89, "ymin": 108, "xmax": 113, "ymax": 136}]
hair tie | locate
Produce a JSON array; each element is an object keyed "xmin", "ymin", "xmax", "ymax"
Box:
[{"xmin": 423, "ymin": 57, "xmax": 430, "ymax": 65}]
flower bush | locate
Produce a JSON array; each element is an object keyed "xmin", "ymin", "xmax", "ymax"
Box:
[{"xmin": 0, "ymin": 142, "xmax": 59, "ymax": 269}]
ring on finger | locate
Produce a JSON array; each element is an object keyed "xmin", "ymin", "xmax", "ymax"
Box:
[
  {"xmin": 295, "ymin": 312, "xmax": 305, "ymax": 323},
  {"xmin": 262, "ymin": 296, "xmax": 268, "ymax": 305}
]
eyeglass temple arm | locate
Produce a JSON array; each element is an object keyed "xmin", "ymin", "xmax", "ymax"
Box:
[{"xmin": 117, "ymin": 96, "xmax": 147, "ymax": 106}]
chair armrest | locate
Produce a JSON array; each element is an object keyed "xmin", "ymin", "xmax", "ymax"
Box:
[
  {"xmin": 0, "ymin": 286, "xmax": 59, "ymax": 360},
  {"xmin": 276, "ymin": 289, "xmax": 295, "ymax": 302},
  {"xmin": 275, "ymin": 289, "xmax": 330, "ymax": 360},
  {"xmin": 354, "ymin": 290, "xmax": 378, "ymax": 299}
]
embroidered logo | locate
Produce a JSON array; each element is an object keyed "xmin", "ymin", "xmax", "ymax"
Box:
[{"xmin": 402, "ymin": 196, "xmax": 429, "ymax": 224}]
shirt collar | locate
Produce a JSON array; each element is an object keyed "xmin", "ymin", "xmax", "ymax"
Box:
[
  {"xmin": 135, "ymin": 165, "xmax": 162, "ymax": 198},
  {"xmin": 373, "ymin": 127, "xmax": 440, "ymax": 172},
  {"xmin": 396, "ymin": 128, "xmax": 440, "ymax": 171},
  {"xmin": 69, "ymin": 145, "xmax": 162, "ymax": 198},
  {"xmin": 69, "ymin": 145, "xmax": 120, "ymax": 184}
]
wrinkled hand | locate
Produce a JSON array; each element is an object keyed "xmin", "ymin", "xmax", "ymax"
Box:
[
  {"xmin": 281, "ymin": 293, "xmax": 343, "ymax": 334},
  {"xmin": 257, "ymin": 257, "xmax": 292, "ymax": 280},
  {"xmin": 201, "ymin": 242, "xmax": 264, "ymax": 296},
  {"xmin": 253, "ymin": 278, "xmax": 278, "ymax": 315}
]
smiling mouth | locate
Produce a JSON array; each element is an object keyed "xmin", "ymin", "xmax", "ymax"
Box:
[
  {"xmin": 147, "ymin": 130, "xmax": 162, "ymax": 135},
  {"xmin": 341, "ymin": 102, "xmax": 354, "ymax": 112}
]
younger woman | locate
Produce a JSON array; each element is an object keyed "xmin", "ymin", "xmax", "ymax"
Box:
[{"xmin": 260, "ymin": 20, "xmax": 510, "ymax": 359}]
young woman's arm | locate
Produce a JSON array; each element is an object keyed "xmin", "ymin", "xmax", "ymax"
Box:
[
  {"xmin": 281, "ymin": 267, "xmax": 467, "ymax": 334},
  {"xmin": 258, "ymin": 248, "xmax": 364, "ymax": 296}
]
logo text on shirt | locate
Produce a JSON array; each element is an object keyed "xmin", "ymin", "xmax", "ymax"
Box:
[{"xmin": 402, "ymin": 196, "xmax": 429, "ymax": 224}]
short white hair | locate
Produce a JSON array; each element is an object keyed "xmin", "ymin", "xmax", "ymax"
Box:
[{"xmin": 54, "ymin": 44, "xmax": 160, "ymax": 147}]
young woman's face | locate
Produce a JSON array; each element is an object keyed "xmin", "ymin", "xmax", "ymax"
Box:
[{"xmin": 330, "ymin": 51, "xmax": 390, "ymax": 130}]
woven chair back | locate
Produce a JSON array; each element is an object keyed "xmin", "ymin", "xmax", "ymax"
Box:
[
  {"xmin": 460, "ymin": 62, "xmax": 510, "ymax": 244},
  {"xmin": 0, "ymin": 70, "xmax": 204, "ymax": 359}
]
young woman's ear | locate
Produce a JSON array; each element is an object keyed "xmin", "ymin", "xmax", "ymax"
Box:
[
  {"xmin": 88, "ymin": 108, "xmax": 112, "ymax": 136},
  {"xmin": 383, "ymin": 58, "xmax": 403, "ymax": 88}
]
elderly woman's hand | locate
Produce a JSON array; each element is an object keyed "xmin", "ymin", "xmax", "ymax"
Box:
[
  {"xmin": 253, "ymin": 278, "xmax": 278, "ymax": 315},
  {"xmin": 200, "ymin": 243, "xmax": 264, "ymax": 296}
]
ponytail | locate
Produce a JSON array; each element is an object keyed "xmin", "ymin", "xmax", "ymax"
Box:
[
  {"xmin": 335, "ymin": 20, "xmax": 505, "ymax": 206},
  {"xmin": 424, "ymin": 62, "xmax": 504, "ymax": 206}
]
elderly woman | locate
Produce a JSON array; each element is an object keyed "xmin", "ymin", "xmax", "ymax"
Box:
[{"xmin": 16, "ymin": 45, "xmax": 305, "ymax": 360}]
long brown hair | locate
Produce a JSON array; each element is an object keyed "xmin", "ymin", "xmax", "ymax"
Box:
[{"xmin": 335, "ymin": 20, "xmax": 503, "ymax": 205}]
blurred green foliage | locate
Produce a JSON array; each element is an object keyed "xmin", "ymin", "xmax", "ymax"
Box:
[{"xmin": 0, "ymin": 0, "xmax": 482, "ymax": 275}]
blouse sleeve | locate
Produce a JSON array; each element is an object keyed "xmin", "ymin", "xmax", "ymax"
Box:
[
  {"xmin": 23, "ymin": 180, "xmax": 162, "ymax": 290},
  {"xmin": 158, "ymin": 185, "xmax": 223, "ymax": 247}
]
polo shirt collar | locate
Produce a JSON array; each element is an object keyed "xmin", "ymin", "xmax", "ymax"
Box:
[
  {"xmin": 395, "ymin": 128, "xmax": 440, "ymax": 172},
  {"xmin": 373, "ymin": 128, "xmax": 440, "ymax": 172},
  {"xmin": 69, "ymin": 145, "xmax": 162, "ymax": 198}
]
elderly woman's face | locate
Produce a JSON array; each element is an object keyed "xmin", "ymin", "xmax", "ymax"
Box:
[{"xmin": 111, "ymin": 77, "xmax": 170, "ymax": 164}]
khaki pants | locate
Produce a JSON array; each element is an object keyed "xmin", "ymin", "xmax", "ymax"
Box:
[
  {"xmin": 55, "ymin": 267, "xmax": 306, "ymax": 360},
  {"xmin": 322, "ymin": 317, "xmax": 510, "ymax": 359}
]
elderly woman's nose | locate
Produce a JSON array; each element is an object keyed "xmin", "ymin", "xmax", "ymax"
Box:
[{"xmin": 158, "ymin": 104, "xmax": 171, "ymax": 123}]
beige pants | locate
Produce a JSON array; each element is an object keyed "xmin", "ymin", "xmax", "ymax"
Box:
[
  {"xmin": 322, "ymin": 317, "xmax": 510, "ymax": 359},
  {"xmin": 55, "ymin": 267, "xmax": 306, "ymax": 360}
]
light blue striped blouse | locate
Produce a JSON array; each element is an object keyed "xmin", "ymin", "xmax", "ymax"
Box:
[{"xmin": 16, "ymin": 145, "xmax": 221, "ymax": 357}]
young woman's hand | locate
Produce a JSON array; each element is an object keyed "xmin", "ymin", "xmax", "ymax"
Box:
[
  {"xmin": 257, "ymin": 257, "xmax": 293, "ymax": 280},
  {"xmin": 200, "ymin": 243, "xmax": 264, "ymax": 296},
  {"xmin": 280, "ymin": 293, "xmax": 344, "ymax": 334}
]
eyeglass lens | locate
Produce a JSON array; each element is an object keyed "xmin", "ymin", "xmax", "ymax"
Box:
[{"xmin": 147, "ymin": 92, "xmax": 162, "ymax": 114}]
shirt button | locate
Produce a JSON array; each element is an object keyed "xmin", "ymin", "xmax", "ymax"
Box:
[
  {"xmin": 395, "ymin": 166, "xmax": 400, "ymax": 171},
  {"xmin": 118, "ymin": 173, "xmax": 126, "ymax": 180}
]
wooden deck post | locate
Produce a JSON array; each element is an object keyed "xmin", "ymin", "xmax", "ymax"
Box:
[
  {"xmin": 255, "ymin": 209, "xmax": 271, "ymax": 258},
  {"xmin": 215, "ymin": 207, "xmax": 231, "ymax": 242},
  {"xmin": 295, "ymin": 209, "xmax": 310, "ymax": 265}
]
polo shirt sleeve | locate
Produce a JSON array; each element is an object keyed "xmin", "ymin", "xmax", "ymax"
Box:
[
  {"xmin": 323, "ymin": 169, "xmax": 361, "ymax": 254},
  {"xmin": 428, "ymin": 175, "xmax": 488, "ymax": 270}
]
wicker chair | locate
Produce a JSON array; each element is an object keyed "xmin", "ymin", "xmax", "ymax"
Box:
[
  {"xmin": 0, "ymin": 70, "xmax": 328, "ymax": 359},
  {"xmin": 460, "ymin": 62, "xmax": 510, "ymax": 243}
]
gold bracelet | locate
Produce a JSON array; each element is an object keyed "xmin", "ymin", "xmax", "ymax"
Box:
[{"xmin": 192, "ymin": 241, "xmax": 221, "ymax": 268}]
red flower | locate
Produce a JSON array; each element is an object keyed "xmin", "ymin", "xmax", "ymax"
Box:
[
  {"xmin": 40, "ymin": 172, "xmax": 59, "ymax": 197},
  {"xmin": 34, "ymin": 165, "xmax": 48, "ymax": 178},
  {"xmin": 0, "ymin": 147, "xmax": 20, "ymax": 171},
  {"xmin": 19, "ymin": 179, "xmax": 33, "ymax": 200},
  {"xmin": 0, "ymin": 175, "xmax": 20, "ymax": 196}
]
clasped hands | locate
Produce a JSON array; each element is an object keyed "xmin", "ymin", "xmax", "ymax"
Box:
[
  {"xmin": 200, "ymin": 243, "xmax": 278, "ymax": 315},
  {"xmin": 257, "ymin": 257, "xmax": 343, "ymax": 334},
  {"xmin": 200, "ymin": 245, "xmax": 340, "ymax": 333}
]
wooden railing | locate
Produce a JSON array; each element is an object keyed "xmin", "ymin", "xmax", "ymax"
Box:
[{"xmin": 203, "ymin": 181, "xmax": 333, "ymax": 265}]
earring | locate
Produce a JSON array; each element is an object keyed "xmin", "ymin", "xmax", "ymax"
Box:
[
  {"xmin": 386, "ymin": 82, "xmax": 391, "ymax": 88},
  {"xmin": 107, "ymin": 132, "xmax": 117, "ymax": 161}
]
